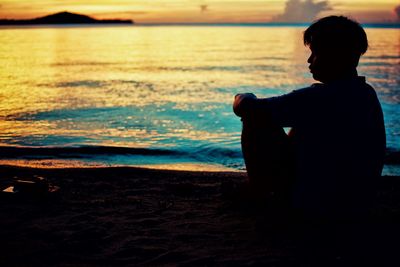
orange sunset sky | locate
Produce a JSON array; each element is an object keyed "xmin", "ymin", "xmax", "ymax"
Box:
[{"xmin": 0, "ymin": 0, "xmax": 399, "ymax": 24}]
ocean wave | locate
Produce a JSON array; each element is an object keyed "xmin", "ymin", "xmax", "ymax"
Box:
[
  {"xmin": 193, "ymin": 146, "xmax": 243, "ymax": 160},
  {"xmin": 0, "ymin": 145, "xmax": 398, "ymax": 166},
  {"xmin": 359, "ymin": 62, "xmax": 395, "ymax": 67},
  {"xmin": 0, "ymin": 145, "xmax": 181, "ymax": 158},
  {"xmin": 53, "ymin": 80, "xmax": 106, "ymax": 88},
  {"xmin": 363, "ymin": 55, "xmax": 400, "ymax": 60}
]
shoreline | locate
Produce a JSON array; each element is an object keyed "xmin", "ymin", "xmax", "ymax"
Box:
[{"xmin": 0, "ymin": 161, "xmax": 243, "ymax": 172}]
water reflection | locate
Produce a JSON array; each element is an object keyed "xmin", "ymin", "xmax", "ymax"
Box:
[{"xmin": 0, "ymin": 26, "xmax": 399, "ymax": 170}]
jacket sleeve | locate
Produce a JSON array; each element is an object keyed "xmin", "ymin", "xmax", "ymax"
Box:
[{"xmin": 255, "ymin": 85, "xmax": 319, "ymax": 127}]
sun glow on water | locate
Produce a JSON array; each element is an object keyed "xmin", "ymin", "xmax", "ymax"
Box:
[{"xmin": 0, "ymin": 26, "xmax": 399, "ymax": 172}]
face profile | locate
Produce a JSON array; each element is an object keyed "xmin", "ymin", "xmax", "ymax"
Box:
[
  {"xmin": 307, "ymin": 48, "xmax": 325, "ymax": 82},
  {"xmin": 307, "ymin": 46, "xmax": 343, "ymax": 83}
]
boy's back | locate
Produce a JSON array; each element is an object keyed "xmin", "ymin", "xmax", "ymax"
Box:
[{"xmin": 263, "ymin": 76, "xmax": 386, "ymax": 215}]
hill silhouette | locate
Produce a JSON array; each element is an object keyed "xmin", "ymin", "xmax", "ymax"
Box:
[{"xmin": 0, "ymin": 11, "xmax": 133, "ymax": 25}]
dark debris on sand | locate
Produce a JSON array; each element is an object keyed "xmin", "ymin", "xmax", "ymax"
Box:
[{"xmin": 0, "ymin": 166, "xmax": 400, "ymax": 266}]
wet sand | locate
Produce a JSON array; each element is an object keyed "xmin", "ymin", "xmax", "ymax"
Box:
[{"xmin": 0, "ymin": 166, "xmax": 399, "ymax": 266}]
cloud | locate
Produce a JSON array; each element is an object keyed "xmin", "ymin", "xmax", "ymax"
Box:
[
  {"xmin": 395, "ymin": 5, "xmax": 400, "ymax": 21},
  {"xmin": 273, "ymin": 0, "xmax": 331, "ymax": 23},
  {"xmin": 200, "ymin": 5, "xmax": 208, "ymax": 13}
]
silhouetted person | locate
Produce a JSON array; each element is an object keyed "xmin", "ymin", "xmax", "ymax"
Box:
[{"xmin": 233, "ymin": 16, "xmax": 386, "ymax": 219}]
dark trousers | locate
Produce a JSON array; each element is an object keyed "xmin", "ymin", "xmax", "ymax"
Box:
[{"xmin": 241, "ymin": 113, "xmax": 295, "ymax": 199}]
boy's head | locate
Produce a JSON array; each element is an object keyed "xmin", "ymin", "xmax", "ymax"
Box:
[{"xmin": 304, "ymin": 16, "xmax": 368, "ymax": 83}]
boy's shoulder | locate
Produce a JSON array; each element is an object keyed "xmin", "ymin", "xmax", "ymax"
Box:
[
  {"xmin": 288, "ymin": 83, "xmax": 326, "ymax": 98},
  {"xmin": 293, "ymin": 76, "xmax": 373, "ymax": 96}
]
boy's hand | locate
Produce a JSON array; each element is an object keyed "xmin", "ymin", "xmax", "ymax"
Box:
[{"xmin": 233, "ymin": 93, "xmax": 257, "ymax": 117}]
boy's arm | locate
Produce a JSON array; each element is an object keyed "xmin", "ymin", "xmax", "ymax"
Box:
[{"xmin": 233, "ymin": 86, "xmax": 316, "ymax": 127}]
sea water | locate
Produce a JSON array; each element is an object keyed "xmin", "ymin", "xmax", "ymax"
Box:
[{"xmin": 0, "ymin": 25, "xmax": 399, "ymax": 173}]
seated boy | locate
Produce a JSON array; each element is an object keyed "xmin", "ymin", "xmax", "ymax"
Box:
[{"xmin": 233, "ymin": 16, "xmax": 386, "ymax": 218}]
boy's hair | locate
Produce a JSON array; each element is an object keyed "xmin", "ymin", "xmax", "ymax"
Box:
[{"xmin": 304, "ymin": 16, "xmax": 368, "ymax": 65}]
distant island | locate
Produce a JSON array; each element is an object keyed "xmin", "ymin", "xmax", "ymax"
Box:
[{"xmin": 0, "ymin": 11, "xmax": 134, "ymax": 25}]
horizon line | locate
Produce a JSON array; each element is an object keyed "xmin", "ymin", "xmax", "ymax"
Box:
[
  {"xmin": 136, "ymin": 22, "xmax": 400, "ymax": 27},
  {"xmin": 1, "ymin": 22, "xmax": 399, "ymax": 29}
]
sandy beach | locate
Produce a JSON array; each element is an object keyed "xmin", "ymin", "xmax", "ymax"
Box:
[{"xmin": 0, "ymin": 166, "xmax": 399, "ymax": 266}]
